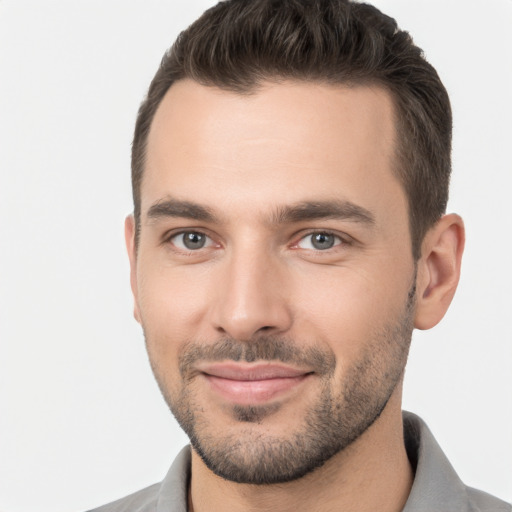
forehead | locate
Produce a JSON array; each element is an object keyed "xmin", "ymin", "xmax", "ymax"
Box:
[{"xmin": 143, "ymin": 79, "xmax": 404, "ymax": 223}]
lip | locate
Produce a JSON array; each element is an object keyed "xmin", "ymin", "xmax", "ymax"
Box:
[{"xmin": 197, "ymin": 362, "xmax": 312, "ymax": 405}]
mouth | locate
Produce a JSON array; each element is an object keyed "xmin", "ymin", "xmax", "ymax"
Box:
[{"xmin": 196, "ymin": 362, "xmax": 313, "ymax": 405}]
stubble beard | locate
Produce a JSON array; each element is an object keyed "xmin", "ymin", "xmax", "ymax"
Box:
[{"xmin": 145, "ymin": 283, "xmax": 415, "ymax": 485}]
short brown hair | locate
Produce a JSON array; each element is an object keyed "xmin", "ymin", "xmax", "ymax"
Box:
[{"xmin": 132, "ymin": 0, "xmax": 452, "ymax": 260}]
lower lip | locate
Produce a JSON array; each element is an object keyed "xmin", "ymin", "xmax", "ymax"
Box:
[{"xmin": 204, "ymin": 374, "xmax": 310, "ymax": 405}]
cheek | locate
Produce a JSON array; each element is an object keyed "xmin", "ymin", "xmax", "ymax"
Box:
[
  {"xmin": 136, "ymin": 260, "xmax": 212, "ymax": 334},
  {"xmin": 290, "ymin": 263, "xmax": 411, "ymax": 360},
  {"xmin": 135, "ymin": 268, "xmax": 211, "ymax": 387}
]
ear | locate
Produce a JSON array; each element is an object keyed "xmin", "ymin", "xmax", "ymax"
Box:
[
  {"xmin": 414, "ymin": 213, "xmax": 465, "ymax": 330},
  {"xmin": 125, "ymin": 215, "xmax": 141, "ymax": 324}
]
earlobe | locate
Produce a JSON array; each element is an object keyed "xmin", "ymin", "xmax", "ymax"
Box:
[
  {"xmin": 414, "ymin": 214, "xmax": 465, "ymax": 330},
  {"xmin": 124, "ymin": 215, "xmax": 141, "ymax": 324}
]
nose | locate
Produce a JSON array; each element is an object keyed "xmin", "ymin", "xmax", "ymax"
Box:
[{"xmin": 210, "ymin": 246, "xmax": 293, "ymax": 341}]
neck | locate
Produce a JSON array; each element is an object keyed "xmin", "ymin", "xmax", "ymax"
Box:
[{"xmin": 188, "ymin": 389, "xmax": 413, "ymax": 512}]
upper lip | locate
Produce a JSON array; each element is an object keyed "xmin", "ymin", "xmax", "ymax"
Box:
[{"xmin": 197, "ymin": 362, "xmax": 311, "ymax": 381}]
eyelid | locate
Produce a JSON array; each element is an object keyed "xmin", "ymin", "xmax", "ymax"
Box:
[
  {"xmin": 160, "ymin": 227, "xmax": 353, "ymax": 252},
  {"xmin": 162, "ymin": 228, "xmax": 219, "ymax": 250},
  {"xmin": 291, "ymin": 229, "xmax": 352, "ymax": 250}
]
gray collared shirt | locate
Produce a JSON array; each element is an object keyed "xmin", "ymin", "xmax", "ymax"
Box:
[{"xmin": 87, "ymin": 412, "xmax": 510, "ymax": 511}]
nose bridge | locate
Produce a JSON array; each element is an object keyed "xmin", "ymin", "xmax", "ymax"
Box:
[{"xmin": 212, "ymin": 238, "xmax": 292, "ymax": 340}]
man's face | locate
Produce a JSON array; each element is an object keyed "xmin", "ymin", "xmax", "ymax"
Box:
[{"xmin": 128, "ymin": 80, "xmax": 417, "ymax": 483}]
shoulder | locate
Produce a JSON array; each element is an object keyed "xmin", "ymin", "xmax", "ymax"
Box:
[
  {"xmin": 402, "ymin": 412, "xmax": 510, "ymax": 512},
  {"xmin": 85, "ymin": 446, "xmax": 191, "ymax": 512},
  {"xmin": 85, "ymin": 483, "xmax": 160, "ymax": 512},
  {"xmin": 466, "ymin": 486, "xmax": 511, "ymax": 512}
]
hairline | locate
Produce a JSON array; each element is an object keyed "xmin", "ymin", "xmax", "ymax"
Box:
[{"xmin": 133, "ymin": 75, "xmax": 423, "ymax": 258}]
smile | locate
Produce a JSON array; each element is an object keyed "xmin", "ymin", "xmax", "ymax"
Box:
[{"xmin": 197, "ymin": 362, "xmax": 313, "ymax": 405}]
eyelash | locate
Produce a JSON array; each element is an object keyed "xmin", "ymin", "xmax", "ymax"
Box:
[
  {"xmin": 163, "ymin": 229, "xmax": 349, "ymax": 254},
  {"xmin": 293, "ymin": 230, "xmax": 346, "ymax": 251},
  {"xmin": 163, "ymin": 230, "xmax": 217, "ymax": 252}
]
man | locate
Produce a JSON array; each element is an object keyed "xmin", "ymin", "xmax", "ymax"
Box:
[{"xmin": 89, "ymin": 0, "xmax": 509, "ymax": 510}]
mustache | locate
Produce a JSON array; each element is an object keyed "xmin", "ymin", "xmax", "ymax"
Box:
[{"xmin": 178, "ymin": 336, "xmax": 336, "ymax": 378}]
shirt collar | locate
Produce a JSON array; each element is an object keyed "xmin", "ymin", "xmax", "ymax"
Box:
[
  {"xmin": 402, "ymin": 411, "xmax": 472, "ymax": 511},
  {"xmin": 155, "ymin": 411, "xmax": 473, "ymax": 512},
  {"xmin": 157, "ymin": 445, "xmax": 190, "ymax": 512}
]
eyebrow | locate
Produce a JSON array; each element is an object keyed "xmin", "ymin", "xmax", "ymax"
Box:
[
  {"xmin": 146, "ymin": 199, "xmax": 217, "ymax": 223},
  {"xmin": 271, "ymin": 200, "xmax": 375, "ymax": 225},
  {"xmin": 145, "ymin": 197, "xmax": 375, "ymax": 226}
]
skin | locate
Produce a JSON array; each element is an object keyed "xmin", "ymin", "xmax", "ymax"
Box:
[{"xmin": 126, "ymin": 80, "xmax": 464, "ymax": 512}]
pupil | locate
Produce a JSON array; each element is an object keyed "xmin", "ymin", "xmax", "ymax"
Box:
[
  {"xmin": 312, "ymin": 233, "xmax": 334, "ymax": 250},
  {"xmin": 184, "ymin": 232, "xmax": 205, "ymax": 249}
]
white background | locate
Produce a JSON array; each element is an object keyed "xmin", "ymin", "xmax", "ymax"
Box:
[{"xmin": 0, "ymin": 1, "xmax": 511, "ymax": 511}]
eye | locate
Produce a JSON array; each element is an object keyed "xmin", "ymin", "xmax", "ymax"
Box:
[
  {"xmin": 297, "ymin": 232, "xmax": 342, "ymax": 250},
  {"xmin": 169, "ymin": 231, "xmax": 214, "ymax": 251}
]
